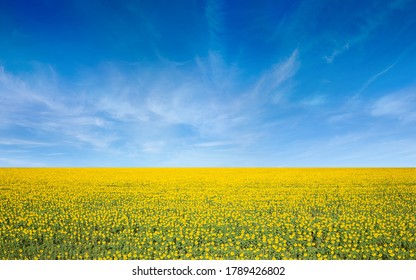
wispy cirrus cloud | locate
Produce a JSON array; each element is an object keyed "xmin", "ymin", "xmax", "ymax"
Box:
[
  {"xmin": 252, "ymin": 49, "xmax": 299, "ymax": 103},
  {"xmin": 0, "ymin": 139, "xmax": 52, "ymax": 147},
  {"xmin": 194, "ymin": 141, "xmax": 232, "ymax": 148},
  {"xmin": 0, "ymin": 40, "xmax": 303, "ymax": 166},
  {"xmin": 300, "ymin": 94, "xmax": 326, "ymax": 107},
  {"xmin": 0, "ymin": 65, "xmax": 117, "ymax": 151},
  {"xmin": 323, "ymin": 0, "xmax": 410, "ymax": 63},
  {"xmin": 370, "ymin": 87, "xmax": 416, "ymax": 122},
  {"xmin": 359, "ymin": 62, "xmax": 396, "ymax": 94},
  {"xmin": 323, "ymin": 43, "xmax": 350, "ymax": 64},
  {"xmin": 0, "ymin": 47, "xmax": 293, "ymax": 166},
  {"xmin": 205, "ymin": 0, "xmax": 225, "ymax": 49}
]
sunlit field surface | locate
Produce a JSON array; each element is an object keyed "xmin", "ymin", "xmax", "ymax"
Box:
[{"xmin": 0, "ymin": 168, "xmax": 415, "ymax": 260}]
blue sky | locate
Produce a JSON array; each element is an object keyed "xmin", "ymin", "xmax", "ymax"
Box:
[{"xmin": 1, "ymin": 0, "xmax": 416, "ymax": 167}]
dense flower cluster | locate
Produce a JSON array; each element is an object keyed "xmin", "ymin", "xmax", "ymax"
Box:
[{"xmin": 0, "ymin": 168, "xmax": 415, "ymax": 260}]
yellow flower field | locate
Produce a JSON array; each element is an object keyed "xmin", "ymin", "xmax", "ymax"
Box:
[{"xmin": 0, "ymin": 168, "xmax": 415, "ymax": 260}]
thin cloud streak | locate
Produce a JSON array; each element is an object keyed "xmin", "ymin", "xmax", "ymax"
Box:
[
  {"xmin": 252, "ymin": 49, "xmax": 299, "ymax": 103},
  {"xmin": 0, "ymin": 139, "xmax": 52, "ymax": 147},
  {"xmin": 323, "ymin": 0, "xmax": 410, "ymax": 63},
  {"xmin": 324, "ymin": 43, "xmax": 350, "ymax": 63},
  {"xmin": 359, "ymin": 63, "xmax": 396, "ymax": 94}
]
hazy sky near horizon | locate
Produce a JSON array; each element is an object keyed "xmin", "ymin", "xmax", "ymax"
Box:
[{"xmin": 1, "ymin": 0, "xmax": 416, "ymax": 167}]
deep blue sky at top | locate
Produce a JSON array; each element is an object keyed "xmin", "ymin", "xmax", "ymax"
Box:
[{"xmin": 1, "ymin": 0, "xmax": 416, "ymax": 166}]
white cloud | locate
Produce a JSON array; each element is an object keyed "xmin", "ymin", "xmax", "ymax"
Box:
[
  {"xmin": 0, "ymin": 47, "xmax": 301, "ymax": 166},
  {"xmin": 300, "ymin": 94, "xmax": 326, "ymax": 106},
  {"xmin": 323, "ymin": 43, "xmax": 350, "ymax": 63},
  {"xmin": 323, "ymin": 0, "xmax": 409, "ymax": 63},
  {"xmin": 205, "ymin": 0, "xmax": 225, "ymax": 50},
  {"xmin": 0, "ymin": 65, "xmax": 119, "ymax": 151},
  {"xmin": 359, "ymin": 63, "xmax": 396, "ymax": 94},
  {"xmin": 371, "ymin": 89, "xmax": 416, "ymax": 122},
  {"xmin": 194, "ymin": 141, "xmax": 231, "ymax": 148},
  {"xmin": 0, "ymin": 139, "xmax": 52, "ymax": 147},
  {"xmin": 252, "ymin": 49, "xmax": 299, "ymax": 102}
]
